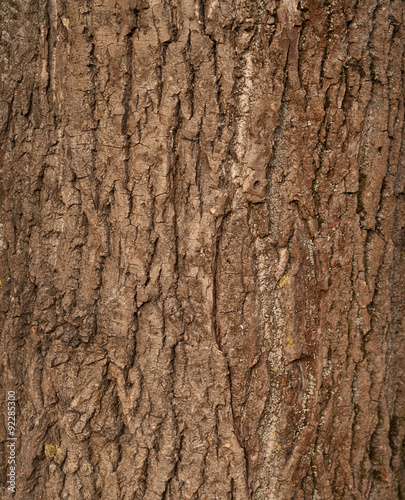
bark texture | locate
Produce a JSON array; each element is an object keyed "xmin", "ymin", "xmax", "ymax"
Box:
[{"xmin": 0, "ymin": 0, "xmax": 404, "ymax": 498}]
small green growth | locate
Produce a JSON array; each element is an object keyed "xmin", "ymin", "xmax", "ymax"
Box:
[
  {"xmin": 359, "ymin": 468, "xmax": 367, "ymax": 482},
  {"xmin": 44, "ymin": 444, "xmax": 62, "ymax": 459},
  {"xmin": 311, "ymin": 178, "xmax": 320, "ymax": 204}
]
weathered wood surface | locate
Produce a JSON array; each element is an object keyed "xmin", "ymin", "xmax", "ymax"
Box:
[{"xmin": 0, "ymin": 0, "xmax": 404, "ymax": 498}]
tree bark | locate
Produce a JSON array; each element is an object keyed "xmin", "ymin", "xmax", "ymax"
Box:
[{"xmin": 0, "ymin": 0, "xmax": 404, "ymax": 498}]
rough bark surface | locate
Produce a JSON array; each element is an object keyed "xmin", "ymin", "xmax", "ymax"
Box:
[{"xmin": 0, "ymin": 0, "xmax": 404, "ymax": 499}]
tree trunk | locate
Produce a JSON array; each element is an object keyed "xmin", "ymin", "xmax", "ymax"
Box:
[{"xmin": 1, "ymin": 0, "xmax": 404, "ymax": 498}]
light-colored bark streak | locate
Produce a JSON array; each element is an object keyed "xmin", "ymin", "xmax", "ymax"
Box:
[{"xmin": 0, "ymin": 0, "xmax": 404, "ymax": 499}]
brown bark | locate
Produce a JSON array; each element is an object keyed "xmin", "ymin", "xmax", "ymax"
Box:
[{"xmin": 0, "ymin": 0, "xmax": 404, "ymax": 498}]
